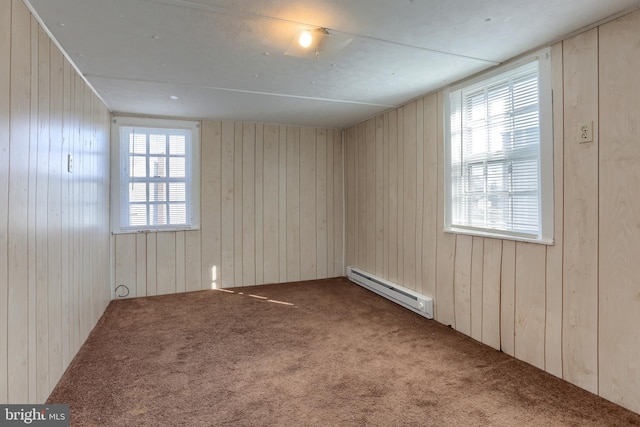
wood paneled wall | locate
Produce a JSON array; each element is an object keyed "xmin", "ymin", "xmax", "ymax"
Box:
[
  {"xmin": 113, "ymin": 122, "xmax": 344, "ymax": 296},
  {"xmin": 0, "ymin": 0, "xmax": 111, "ymax": 403},
  {"xmin": 345, "ymin": 9, "xmax": 640, "ymax": 414}
]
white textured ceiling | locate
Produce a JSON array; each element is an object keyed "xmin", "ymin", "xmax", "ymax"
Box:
[{"xmin": 26, "ymin": 0, "xmax": 640, "ymax": 129}]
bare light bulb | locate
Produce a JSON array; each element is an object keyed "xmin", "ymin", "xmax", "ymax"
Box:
[{"xmin": 298, "ymin": 30, "xmax": 313, "ymax": 48}]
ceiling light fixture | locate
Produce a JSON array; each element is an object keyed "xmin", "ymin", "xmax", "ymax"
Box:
[
  {"xmin": 298, "ymin": 30, "xmax": 313, "ymax": 48},
  {"xmin": 285, "ymin": 28, "xmax": 352, "ymax": 61}
]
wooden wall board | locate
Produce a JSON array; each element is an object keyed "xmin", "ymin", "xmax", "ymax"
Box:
[
  {"xmin": 514, "ymin": 242, "xmax": 547, "ymax": 370},
  {"xmin": 7, "ymin": 0, "xmax": 32, "ymax": 402},
  {"xmin": 0, "ymin": 0, "xmax": 10, "ymax": 404},
  {"xmin": 156, "ymin": 232, "xmax": 176, "ymax": 295},
  {"xmin": 255, "ymin": 125, "xmax": 264, "ymax": 285},
  {"xmin": 375, "ymin": 115, "xmax": 384, "ymax": 278},
  {"xmin": 262, "ymin": 124, "xmax": 279, "ymax": 284},
  {"xmin": 316, "ymin": 128, "xmax": 328, "ymax": 279},
  {"xmin": 403, "ymin": 102, "xmax": 417, "ymax": 292},
  {"xmin": 470, "ymin": 237, "xmax": 484, "ymax": 342},
  {"xmin": 415, "ymin": 99, "xmax": 424, "ymax": 295},
  {"xmin": 598, "ymin": 10, "xmax": 640, "ymax": 414},
  {"xmin": 333, "ymin": 130, "xmax": 344, "ymax": 276},
  {"xmin": 286, "ymin": 126, "xmax": 301, "ymax": 282},
  {"xmin": 201, "ymin": 120, "xmax": 222, "ymax": 290},
  {"xmin": 387, "ymin": 110, "xmax": 399, "ymax": 283},
  {"xmin": 365, "ymin": 119, "xmax": 375, "ymax": 274},
  {"xmin": 145, "ymin": 233, "xmax": 157, "ymax": 296},
  {"xmin": 233, "ymin": 122, "xmax": 243, "ymax": 286},
  {"xmin": 482, "ymin": 239, "xmax": 502, "ymax": 350},
  {"xmin": 175, "ymin": 231, "xmax": 186, "ymax": 294},
  {"xmin": 299, "ymin": 127, "xmax": 317, "ymax": 281},
  {"xmin": 545, "ymin": 41, "xmax": 565, "ymax": 379},
  {"xmin": 135, "ymin": 234, "xmax": 147, "ymax": 297},
  {"xmin": 454, "ymin": 235, "xmax": 473, "ymax": 336},
  {"xmin": 422, "ymin": 94, "xmax": 438, "ymax": 301},
  {"xmin": 185, "ymin": 230, "xmax": 201, "ymax": 291},
  {"xmin": 220, "ymin": 121, "xmax": 235, "ymax": 287},
  {"xmin": 500, "ymin": 240, "xmax": 516, "ymax": 356},
  {"xmin": 562, "ymin": 28, "xmax": 599, "ymax": 393},
  {"xmin": 278, "ymin": 125, "xmax": 287, "ymax": 282},
  {"xmin": 242, "ymin": 123, "xmax": 256, "ymax": 286}
]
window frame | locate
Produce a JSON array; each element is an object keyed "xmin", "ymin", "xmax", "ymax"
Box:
[
  {"xmin": 110, "ymin": 116, "xmax": 201, "ymax": 234},
  {"xmin": 443, "ymin": 48, "xmax": 554, "ymax": 244}
]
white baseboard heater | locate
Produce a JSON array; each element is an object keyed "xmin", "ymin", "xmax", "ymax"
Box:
[{"xmin": 346, "ymin": 266, "xmax": 433, "ymax": 319}]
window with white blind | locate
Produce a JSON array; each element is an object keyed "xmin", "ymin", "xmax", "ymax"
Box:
[
  {"xmin": 444, "ymin": 49, "xmax": 553, "ymax": 243},
  {"xmin": 111, "ymin": 117, "xmax": 200, "ymax": 233}
]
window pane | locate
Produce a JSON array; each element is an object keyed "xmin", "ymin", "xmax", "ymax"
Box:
[
  {"xmin": 149, "ymin": 183, "xmax": 167, "ymax": 202},
  {"xmin": 129, "ymin": 204, "xmax": 147, "ymax": 227},
  {"xmin": 129, "ymin": 182, "xmax": 147, "ymax": 203},
  {"xmin": 130, "ymin": 133, "xmax": 146, "ymax": 154},
  {"xmin": 169, "ymin": 157, "xmax": 185, "ymax": 178},
  {"xmin": 150, "ymin": 134, "xmax": 167, "ymax": 154},
  {"xmin": 150, "ymin": 203, "xmax": 168, "ymax": 226},
  {"xmin": 169, "ymin": 204, "xmax": 187, "ymax": 225},
  {"xmin": 169, "ymin": 182, "xmax": 186, "ymax": 202},
  {"xmin": 149, "ymin": 157, "xmax": 167, "ymax": 178},
  {"xmin": 130, "ymin": 156, "xmax": 147, "ymax": 178},
  {"xmin": 169, "ymin": 135, "xmax": 186, "ymax": 155}
]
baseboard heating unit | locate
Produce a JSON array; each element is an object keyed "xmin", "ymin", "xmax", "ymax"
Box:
[{"xmin": 346, "ymin": 266, "xmax": 433, "ymax": 319}]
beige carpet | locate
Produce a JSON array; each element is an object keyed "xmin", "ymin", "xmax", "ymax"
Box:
[{"xmin": 48, "ymin": 277, "xmax": 640, "ymax": 426}]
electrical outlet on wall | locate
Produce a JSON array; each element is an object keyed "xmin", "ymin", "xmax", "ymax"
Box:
[{"xmin": 578, "ymin": 121, "xmax": 593, "ymax": 143}]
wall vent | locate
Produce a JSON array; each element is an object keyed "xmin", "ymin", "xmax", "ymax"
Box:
[{"xmin": 346, "ymin": 266, "xmax": 433, "ymax": 319}]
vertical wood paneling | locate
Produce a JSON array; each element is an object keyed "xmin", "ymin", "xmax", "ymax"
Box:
[
  {"xmin": 375, "ymin": 116, "xmax": 384, "ymax": 278},
  {"xmin": 562, "ymin": 28, "xmax": 599, "ymax": 393},
  {"xmin": 422, "ymin": 94, "xmax": 438, "ymax": 301},
  {"xmin": 500, "ymin": 240, "xmax": 516, "ymax": 356},
  {"xmin": 114, "ymin": 234, "xmax": 136, "ymax": 296},
  {"xmin": 145, "ymin": 233, "xmax": 157, "ymax": 295},
  {"xmin": 35, "ymin": 26, "xmax": 50, "ymax": 402},
  {"xmin": 387, "ymin": 111, "xmax": 399, "ymax": 283},
  {"xmin": 175, "ymin": 232, "xmax": 186, "ymax": 294},
  {"xmin": 220, "ymin": 121, "xmax": 235, "ymax": 287},
  {"xmin": 286, "ymin": 127, "xmax": 301, "ymax": 281},
  {"xmin": 135, "ymin": 234, "xmax": 147, "ymax": 297},
  {"xmin": 470, "ymin": 237, "xmax": 484, "ymax": 342},
  {"xmin": 316, "ymin": 129, "xmax": 328, "ymax": 279},
  {"xmin": 7, "ymin": 0, "xmax": 31, "ymax": 402},
  {"xmin": 233, "ymin": 123, "xmax": 243, "ymax": 286},
  {"xmin": 545, "ymin": 42, "xmax": 564, "ymax": 379},
  {"xmin": 2, "ymin": 1, "xmax": 110, "ymax": 403},
  {"xmin": 324, "ymin": 129, "xmax": 333, "ymax": 279},
  {"xmin": 482, "ymin": 239, "xmax": 502, "ymax": 350},
  {"xmin": 0, "ymin": 0, "xmax": 10, "ymax": 404},
  {"xmin": 242, "ymin": 123, "xmax": 256, "ymax": 286},
  {"xmin": 156, "ymin": 232, "xmax": 176, "ymax": 295},
  {"xmin": 333, "ymin": 130, "xmax": 344, "ymax": 276},
  {"xmin": 454, "ymin": 235, "xmax": 473, "ymax": 336},
  {"xmin": 185, "ymin": 231, "xmax": 201, "ymax": 291},
  {"xmin": 201, "ymin": 120, "xmax": 221, "ymax": 289},
  {"xmin": 365, "ymin": 119, "xmax": 375, "ymax": 273},
  {"xmin": 345, "ymin": 128, "xmax": 355, "ymax": 267},
  {"xmin": 263, "ymin": 125, "xmax": 279, "ymax": 283},
  {"xmin": 255, "ymin": 125, "xmax": 264, "ymax": 285},
  {"xmin": 599, "ymin": 10, "xmax": 640, "ymax": 414},
  {"xmin": 357, "ymin": 123, "xmax": 366, "ymax": 269},
  {"xmin": 300, "ymin": 127, "xmax": 317, "ymax": 280},
  {"xmin": 403, "ymin": 103, "xmax": 417, "ymax": 291},
  {"xmin": 396, "ymin": 108, "xmax": 404, "ymax": 285},
  {"xmin": 515, "ymin": 242, "xmax": 547, "ymax": 370},
  {"xmin": 415, "ymin": 100, "xmax": 424, "ymax": 295},
  {"xmin": 278, "ymin": 125, "xmax": 287, "ymax": 282},
  {"xmin": 47, "ymin": 42, "xmax": 63, "ymax": 393},
  {"xmin": 28, "ymin": 15, "xmax": 38, "ymax": 403},
  {"xmin": 436, "ymin": 90, "xmax": 456, "ymax": 326}
]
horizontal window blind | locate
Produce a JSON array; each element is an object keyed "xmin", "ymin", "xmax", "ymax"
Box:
[{"xmin": 448, "ymin": 60, "xmax": 543, "ymax": 239}]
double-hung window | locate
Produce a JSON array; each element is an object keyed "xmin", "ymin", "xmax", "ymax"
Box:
[
  {"xmin": 111, "ymin": 117, "xmax": 200, "ymax": 233},
  {"xmin": 445, "ymin": 49, "xmax": 553, "ymax": 243}
]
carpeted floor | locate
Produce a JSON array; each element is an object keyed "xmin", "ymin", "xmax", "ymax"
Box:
[{"xmin": 48, "ymin": 277, "xmax": 640, "ymax": 426}]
